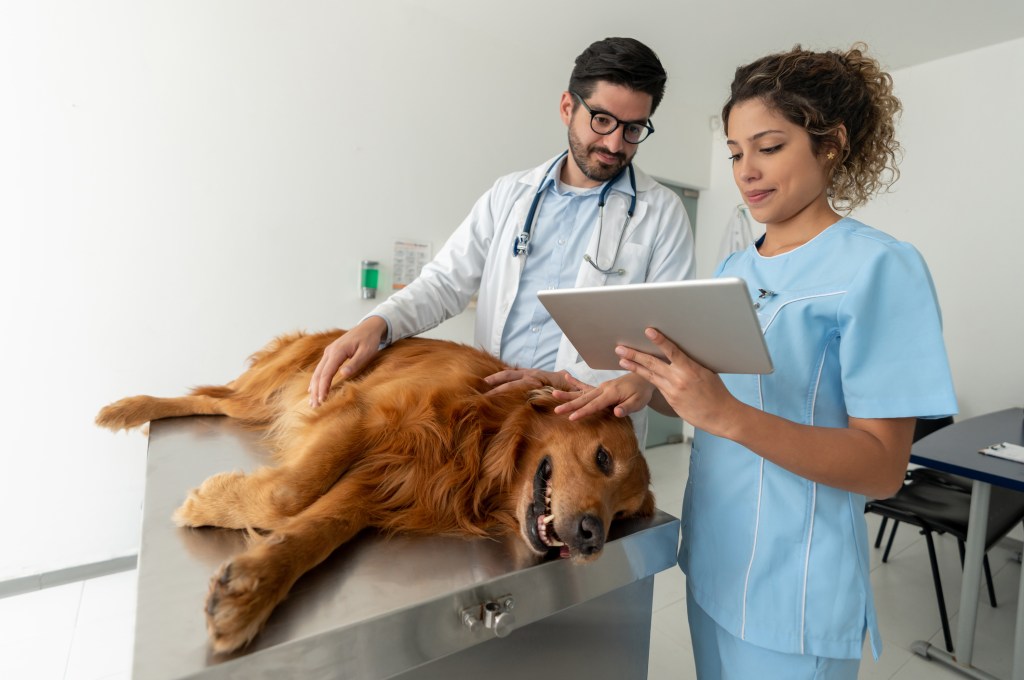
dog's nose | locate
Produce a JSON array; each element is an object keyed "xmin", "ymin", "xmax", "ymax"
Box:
[{"xmin": 575, "ymin": 514, "xmax": 605, "ymax": 555}]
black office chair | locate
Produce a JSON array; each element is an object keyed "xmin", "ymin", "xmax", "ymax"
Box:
[{"xmin": 865, "ymin": 417, "xmax": 1024, "ymax": 653}]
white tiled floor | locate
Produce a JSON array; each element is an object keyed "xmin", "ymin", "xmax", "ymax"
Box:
[
  {"xmin": 0, "ymin": 441, "xmax": 1019, "ymax": 679},
  {"xmin": 0, "ymin": 570, "xmax": 135, "ymax": 680}
]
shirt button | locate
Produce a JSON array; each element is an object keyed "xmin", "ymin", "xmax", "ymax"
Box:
[
  {"xmin": 557, "ymin": 238, "xmax": 566, "ymax": 246},
  {"xmin": 531, "ymin": 327, "xmax": 540, "ymax": 333}
]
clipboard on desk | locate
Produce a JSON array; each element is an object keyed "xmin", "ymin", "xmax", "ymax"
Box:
[
  {"xmin": 537, "ymin": 277, "xmax": 772, "ymax": 374},
  {"xmin": 979, "ymin": 442, "xmax": 1024, "ymax": 464}
]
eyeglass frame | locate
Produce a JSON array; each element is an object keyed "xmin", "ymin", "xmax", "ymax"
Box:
[{"xmin": 571, "ymin": 91, "xmax": 655, "ymax": 144}]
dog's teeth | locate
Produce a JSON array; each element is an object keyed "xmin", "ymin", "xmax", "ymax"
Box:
[{"xmin": 543, "ymin": 514, "xmax": 554, "ymax": 525}]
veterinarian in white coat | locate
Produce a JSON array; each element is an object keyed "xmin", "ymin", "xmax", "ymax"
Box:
[{"xmin": 309, "ymin": 37, "xmax": 696, "ymax": 444}]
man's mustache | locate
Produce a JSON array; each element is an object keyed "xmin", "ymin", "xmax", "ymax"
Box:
[{"xmin": 589, "ymin": 145, "xmax": 626, "ymax": 163}]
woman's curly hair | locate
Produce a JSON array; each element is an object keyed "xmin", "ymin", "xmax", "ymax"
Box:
[{"xmin": 722, "ymin": 43, "xmax": 902, "ymax": 212}]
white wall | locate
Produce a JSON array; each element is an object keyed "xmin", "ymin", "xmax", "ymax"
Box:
[
  {"xmin": 8, "ymin": 2, "xmax": 1018, "ymax": 583},
  {"xmin": 0, "ymin": 3, "xmax": 708, "ymax": 580},
  {"xmin": 696, "ymin": 37, "xmax": 1024, "ymax": 420}
]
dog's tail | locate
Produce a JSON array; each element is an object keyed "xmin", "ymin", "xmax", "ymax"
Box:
[{"xmin": 95, "ymin": 390, "xmax": 234, "ymax": 432}]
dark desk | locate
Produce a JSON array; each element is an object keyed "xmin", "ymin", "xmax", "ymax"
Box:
[{"xmin": 909, "ymin": 407, "xmax": 1024, "ymax": 680}]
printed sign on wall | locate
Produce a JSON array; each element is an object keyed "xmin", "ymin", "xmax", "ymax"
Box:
[{"xmin": 392, "ymin": 240, "xmax": 432, "ymax": 290}]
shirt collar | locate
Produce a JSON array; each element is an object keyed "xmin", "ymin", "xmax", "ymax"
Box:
[{"xmin": 543, "ymin": 155, "xmax": 635, "ymax": 199}]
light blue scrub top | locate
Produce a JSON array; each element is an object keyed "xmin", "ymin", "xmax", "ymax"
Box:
[{"xmin": 680, "ymin": 218, "xmax": 958, "ymax": 660}]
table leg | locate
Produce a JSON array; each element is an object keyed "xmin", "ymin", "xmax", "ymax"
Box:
[
  {"xmin": 956, "ymin": 480, "xmax": 991, "ymax": 667},
  {"xmin": 914, "ymin": 481, "xmax": 996, "ymax": 678},
  {"xmin": 1014, "ymin": 556, "xmax": 1024, "ymax": 680}
]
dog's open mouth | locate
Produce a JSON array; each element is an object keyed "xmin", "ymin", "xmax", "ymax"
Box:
[{"xmin": 527, "ymin": 457, "xmax": 569, "ymax": 558}]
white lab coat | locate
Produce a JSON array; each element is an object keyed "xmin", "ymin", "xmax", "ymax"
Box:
[
  {"xmin": 717, "ymin": 204, "xmax": 762, "ymax": 262},
  {"xmin": 370, "ymin": 154, "xmax": 697, "ymax": 442}
]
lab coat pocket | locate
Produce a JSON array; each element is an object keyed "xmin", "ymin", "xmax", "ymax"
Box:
[
  {"xmin": 575, "ymin": 242, "xmax": 652, "ymax": 288},
  {"xmin": 616, "ymin": 242, "xmax": 653, "ymax": 284}
]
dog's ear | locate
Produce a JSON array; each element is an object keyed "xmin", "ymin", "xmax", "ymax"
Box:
[
  {"xmin": 526, "ymin": 387, "xmax": 561, "ymax": 412},
  {"xmin": 620, "ymin": 453, "xmax": 656, "ymax": 518},
  {"xmin": 636, "ymin": 489, "xmax": 656, "ymax": 518},
  {"xmin": 475, "ymin": 397, "xmax": 530, "ymax": 501}
]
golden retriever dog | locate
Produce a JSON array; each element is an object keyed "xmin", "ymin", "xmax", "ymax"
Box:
[{"xmin": 96, "ymin": 330, "xmax": 654, "ymax": 654}]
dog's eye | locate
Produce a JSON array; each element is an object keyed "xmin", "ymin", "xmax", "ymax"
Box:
[{"xmin": 595, "ymin": 446, "xmax": 613, "ymax": 475}]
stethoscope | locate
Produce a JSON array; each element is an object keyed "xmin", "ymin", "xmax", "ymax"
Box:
[{"xmin": 513, "ymin": 151, "xmax": 636, "ymax": 276}]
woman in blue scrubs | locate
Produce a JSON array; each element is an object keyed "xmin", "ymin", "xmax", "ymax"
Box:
[{"xmin": 555, "ymin": 44, "xmax": 958, "ymax": 679}]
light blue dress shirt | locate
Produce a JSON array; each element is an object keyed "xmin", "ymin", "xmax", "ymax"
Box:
[
  {"xmin": 500, "ymin": 158, "xmax": 635, "ymax": 370},
  {"xmin": 680, "ymin": 218, "xmax": 958, "ymax": 661}
]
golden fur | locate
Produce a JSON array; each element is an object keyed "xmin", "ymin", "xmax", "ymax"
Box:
[{"xmin": 96, "ymin": 330, "xmax": 654, "ymax": 654}]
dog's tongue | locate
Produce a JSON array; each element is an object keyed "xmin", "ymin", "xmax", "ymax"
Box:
[{"xmin": 559, "ymin": 546, "xmax": 570, "ymax": 559}]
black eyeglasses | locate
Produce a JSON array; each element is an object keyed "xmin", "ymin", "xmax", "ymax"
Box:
[{"xmin": 572, "ymin": 91, "xmax": 655, "ymax": 144}]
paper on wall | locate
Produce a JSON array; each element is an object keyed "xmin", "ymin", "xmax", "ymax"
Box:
[{"xmin": 392, "ymin": 240, "xmax": 432, "ymax": 290}]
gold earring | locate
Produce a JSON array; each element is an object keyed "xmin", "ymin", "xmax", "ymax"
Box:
[{"xmin": 827, "ymin": 151, "xmax": 836, "ymax": 160}]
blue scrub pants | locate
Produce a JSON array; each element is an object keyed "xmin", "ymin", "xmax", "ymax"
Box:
[{"xmin": 686, "ymin": 583, "xmax": 860, "ymax": 680}]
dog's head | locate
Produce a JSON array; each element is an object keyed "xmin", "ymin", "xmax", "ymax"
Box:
[{"xmin": 495, "ymin": 388, "xmax": 655, "ymax": 562}]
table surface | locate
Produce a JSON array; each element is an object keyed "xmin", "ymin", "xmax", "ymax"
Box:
[
  {"xmin": 910, "ymin": 407, "xmax": 1024, "ymax": 492},
  {"xmin": 133, "ymin": 415, "xmax": 681, "ymax": 680}
]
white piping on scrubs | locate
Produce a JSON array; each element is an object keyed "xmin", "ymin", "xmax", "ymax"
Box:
[
  {"xmin": 801, "ymin": 485, "xmax": 818, "ymax": 655},
  {"xmin": 743, "ymin": 292, "xmax": 844, "ymax": 649},
  {"xmin": 741, "ymin": 457, "xmax": 766, "ymax": 640},
  {"xmin": 762, "ymin": 291, "xmax": 847, "ymax": 333},
  {"xmin": 741, "ymin": 372, "xmax": 768, "ymax": 640},
  {"xmin": 799, "ymin": 336, "xmax": 832, "ymax": 653}
]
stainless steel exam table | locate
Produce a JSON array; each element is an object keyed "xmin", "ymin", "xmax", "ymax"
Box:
[{"xmin": 133, "ymin": 415, "xmax": 681, "ymax": 679}]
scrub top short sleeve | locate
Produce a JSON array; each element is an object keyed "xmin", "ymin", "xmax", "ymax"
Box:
[{"xmin": 837, "ymin": 242, "xmax": 956, "ymax": 419}]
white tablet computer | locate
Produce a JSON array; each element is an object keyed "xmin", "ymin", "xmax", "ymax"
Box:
[{"xmin": 537, "ymin": 277, "xmax": 773, "ymax": 374}]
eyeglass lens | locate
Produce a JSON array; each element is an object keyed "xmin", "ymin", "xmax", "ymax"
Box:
[{"xmin": 589, "ymin": 114, "xmax": 650, "ymax": 144}]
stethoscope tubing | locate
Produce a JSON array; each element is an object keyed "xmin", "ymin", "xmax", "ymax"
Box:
[{"xmin": 513, "ymin": 151, "xmax": 637, "ymax": 259}]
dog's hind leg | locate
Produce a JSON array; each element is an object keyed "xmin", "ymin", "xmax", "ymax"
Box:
[
  {"xmin": 203, "ymin": 476, "xmax": 371, "ymax": 654},
  {"xmin": 174, "ymin": 409, "xmax": 366, "ymax": 530}
]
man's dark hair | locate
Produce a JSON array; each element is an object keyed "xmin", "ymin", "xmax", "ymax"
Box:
[{"xmin": 568, "ymin": 37, "xmax": 667, "ymax": 115}]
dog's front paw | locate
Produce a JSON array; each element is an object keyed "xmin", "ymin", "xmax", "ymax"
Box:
[
  {"xmin": 205, "ymin": 553, "xmax": 289, "ymax": 654},
  {"xmin": 95, "ymin": 397, "xmax": 154, "ymax": 432}
]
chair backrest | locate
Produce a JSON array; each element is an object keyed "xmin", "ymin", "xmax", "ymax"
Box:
[{"xmin": 913, "ymin": 416, "xmax": 954, "ymax": 443}]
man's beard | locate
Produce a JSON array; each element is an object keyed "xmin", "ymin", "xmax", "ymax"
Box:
[{"xmin": 567, "ymin": 127, "xmax": 631, "ymax": 183}]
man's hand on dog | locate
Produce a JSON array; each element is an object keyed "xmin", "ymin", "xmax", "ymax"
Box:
[
  {"xmin": 309, "ymin": 317, "xmax": 388, "ymax": 408},
  {"xmin": 484, "ymin": 368, "xmax": 577, "ymax": 395}
]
